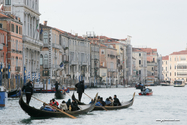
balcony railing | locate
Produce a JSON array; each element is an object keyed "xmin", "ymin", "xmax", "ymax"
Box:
[
  {"xmin": 43, "ymin": 43, "xmax": 49, "ymax": 48},
  {"xmin": 108, "ymin": 68, "xmax": 117, "ymax": 72},
  {"xmin": 52, "ymin": 43, "xmax": 61, "ymax": 49}
]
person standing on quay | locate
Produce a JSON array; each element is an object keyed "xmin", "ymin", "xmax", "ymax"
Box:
[
  {"xmin": 75, "ymin": 80, "xmax": 85, "ymax": 101},
  {"xmin": 22, "ymin": 80, "xmax": 33, "ymax": 105}
]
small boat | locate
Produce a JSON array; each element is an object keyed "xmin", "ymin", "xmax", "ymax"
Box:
[
  {"xmin": 160, "ymin": 80, "xmax": 170, "ymax": 86},
  {"xmin": 19, "ymin": 93, "xmax": 98, "ymax": 118},
  {"xmin": 174, "ymin": 80, "xmax": 185, "ymax": 87},
  {"xmin": 55, "ymin": 90, "xmax": 65, "ymax": 99},
  {"xmin": 139, "ymin": 91, "xmax": 153, "ymax": 96},
  {"xmin": 8, "ymin": 89, "xmax": 21, "ymax": 98}
]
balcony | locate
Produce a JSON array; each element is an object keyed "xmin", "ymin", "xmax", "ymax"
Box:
[
  {"xmin": 52, "ymin": 43, "xmax": 61, "ymax": 49},
  {"xmin": 43, "ymin": 43, "xmax": 49, "ymax": 48},
  {"xmin": 15, "ymin": 66, "xmax": 20, "ymax": 72},
  {"xmin": 108, "ymin": 68, "xmax": 117, "ymax": 72},
  {"xmin": 0, "ymin": 44, "xmax": 3, "ymax": 50}
]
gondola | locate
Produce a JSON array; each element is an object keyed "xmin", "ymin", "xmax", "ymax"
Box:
[
  {"xmin": 93, "ymin": 92, "xmax": 135, "ymax": 110},
  {"xmin": 8, "ymin": 89, "xmax": 21, "ymax": 98},
  {"xmin": 75, "ymin": 92, "xmax": 135, "ymax": 110},
  {"xmin": 55, "ymin": 90, "xmax": 65, "ymax": 99},
  {"xmin": 19, "ymin": 93, "xmax": 98, "ymax": 118}
]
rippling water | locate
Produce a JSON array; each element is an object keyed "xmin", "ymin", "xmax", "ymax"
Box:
[{"xmin": 0, "ymin": 86, "xmax": 187, "ymax": 125}]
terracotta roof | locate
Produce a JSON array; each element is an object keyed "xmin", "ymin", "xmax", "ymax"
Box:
[
  {"xmin": 132, "ymin": 48, "xmax": 145, "ymax": 52},
  {"xmin": 100, "ymin": 44, "xmax": 107, "ymax": 47},
  {"xmin": 162, "ymin": 55, "xmax": 169, "ymax": 60},
  {"xmin": 0, "ymin": 12, "xmax": 9, "ymax": 18},
  {"xmin": 170, "ymin": 50, "xmax": 187, "ymax": 55}
]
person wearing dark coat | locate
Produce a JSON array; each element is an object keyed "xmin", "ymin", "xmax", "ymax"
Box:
[
  {"xmin": 113, "ymin": 95, "xmax": 121, "ymax": 106},
  {"xmin": 22, "ymin": 80, "xmax": 33, "ymax": 105},
  {"xmin": 71, "ymin": 99, "xmax": 80, "ymax": 111},
  {"xmin": 75, "ymin": 80, "xmax": 85, "ymax": 101},
  {"xmin": 55, "ymin": 81, "xmax": 60, "ymax": 91}
]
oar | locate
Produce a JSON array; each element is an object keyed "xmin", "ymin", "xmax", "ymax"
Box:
[
  {"xmin": 32, "ymin": 96, "xmax": 77, "ymax": 119},
  {"xmin": 84, "ymin": 92, "xmax": 107, "ymax": 111}
]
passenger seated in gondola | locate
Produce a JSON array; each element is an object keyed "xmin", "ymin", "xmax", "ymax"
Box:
[
  {"xmin": 95, "ymin": 100, "xmax": 102, "ymax": 106},
  {"xmin": 52, "ymin": 99, "xmax": 59, "ymax": 107},
  {"xmin": 97, "ymin": 96, "xmax": 101, "ymax": 102},
  {"xmin": 113, "ymin": 95, "xmax": 121, "ymax": 106},
  {"xmin": 89, "ymin": 99, "xmax": 94, "ymax": 104},
  {"xmin": 100, "ymin": 97, "xmax": 106, "ymax": 106},
  {"xmin": 60, "ymin": 100, "xmax": 68, "ymax": 111},
  {"xmin": 71, "ymin": 99, "xmax": 80, "ymax": 111},
  {"xmin": 109, "ymin": 96, "xmax": 114, "ymax": 105},
  {"xmin": 105, "ymin": 98, "xmax": 112, "ymax": 106},
  {"xmin": 40, "ymin": 103, "xmax": 55, "ymax": 112},
  {"xmin": 49, "ymin": 100, "xmax": 53, "ymax": 106},
  {"xmin": 66, "ymin": 99, "xmax": 72, "ymax": 110}
]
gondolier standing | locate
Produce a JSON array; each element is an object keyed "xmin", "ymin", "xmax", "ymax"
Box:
[
  {"xmin": 55, "ymin": 81, "xmax": 60, "ymax": 91},
  {"xmin": 75, "ymin": 80, "xmax": 85, "ymax": 101},
  {"xmin": 22, "ymin": 80, "xmax": 33, "ymax": 105}
]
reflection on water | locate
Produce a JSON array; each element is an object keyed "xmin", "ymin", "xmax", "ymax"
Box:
[{"xmin": 0, "ymin": 86, "xmax": 187, "ymax": 125}]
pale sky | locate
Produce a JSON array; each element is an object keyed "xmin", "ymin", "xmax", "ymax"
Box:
[{"xmin": 39, "ymin": 0, "xmax": 187, "ymax": 56}]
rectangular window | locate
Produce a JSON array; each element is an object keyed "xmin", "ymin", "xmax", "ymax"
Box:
[
  {"xmin": 0, "ymin": 23, "xmax": 2, "ymax": 28},
  {"xmin": 139, "ymin": 70, "xmax": 141, "ymax": 74},
  {"xmin": 16, "ymin": 25, "xmax": 18, "ymax": 33},
  {"xmin": 139, "ymin": 53, "xmax": 141, "ymax": 56},
  {"xmin": 139, "ymin": 60, "xmax": 141, "ymax": 65},
  {"xmin": 11, "ymin": 24, "xmax": 14, "ymax": 32},
  {"xmin": 19, "ymin": 27, "xmax": 22, "ymax": 34},
  {"xmin": 5, "ymin": 0, "xmax": 11, "ymax": 5}
]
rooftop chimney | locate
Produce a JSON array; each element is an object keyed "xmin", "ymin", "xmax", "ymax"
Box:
[{"xmin": 44, "ymin": 21, "xmax": 47, "ymax": 26}]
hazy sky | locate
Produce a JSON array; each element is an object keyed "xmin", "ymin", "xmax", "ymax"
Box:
[{"xmin": 39, "ymin": 0, "xmax": 187, "ymax": 56}]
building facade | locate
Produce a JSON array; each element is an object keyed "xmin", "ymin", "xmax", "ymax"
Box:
[
  {"xmin": 168, "ymin": 50, "xmax": 187, "ymax": 83},
  {"xmin": 162, "ymin": 55, "xmax": 169, "ymax": 81},
  {"xmin": 0, "ymin": 12, "xmax": 23, "ymax": 88},
  {"xmin": 132, "ymin": 48, "xmax": 147, "ymax": 83},
  {"xmin": 2, "ymin": 0, "xmax": 43, "ymax": 83}
]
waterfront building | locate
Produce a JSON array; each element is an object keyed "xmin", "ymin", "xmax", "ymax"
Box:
[
  {"xmin": 132, "ymin": 48, "xmax": 147, "ymax": 83},
  {"xmin": 40, "ymin": 22, "xmax": 90, "ymax": 87},
  {"xmin": 99, "ymin": 36, "xmax": 132, "ymax": 85},
  {"xmin": 166, "ymin": 50, "xmax": 187, "ymax": 83},
  {"xmin": 88, "ymin": 37, "xmax": 100, "ymax": 86},
  {"xmin": 39, "ymin": 22, "xmax": 63, "ymax": 87},
  {"xmin": 2, "ymin": 0, "xmax": 43, "ymax": 83},
  {"xmin": 0, "ymin": 12, "xmax": 23, "ymax": 88},
  {"xmin": 99, "ymin": 44, "xmax": 107, "ymax": 85},
  {"xmin": 162, "ymin": 55, "xmax": 169, "ymax": 81}
]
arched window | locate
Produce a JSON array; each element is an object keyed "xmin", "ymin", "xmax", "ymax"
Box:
[{"xmin": 40, "ymin": 54, "xmax": 43, "ymax": 65}]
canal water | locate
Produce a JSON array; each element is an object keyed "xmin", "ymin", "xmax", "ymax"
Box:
[{"xmin": 0, "ymin": 86, "xmax": 187, "ymax": 125}]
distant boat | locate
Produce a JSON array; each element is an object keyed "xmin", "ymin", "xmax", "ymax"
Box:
[
  {"xmin": 8, "ymin": 89, "xmax": 21, "ymax": 98},
  {"xmin": 160, "ymin": 80, "xmax": 170, "ymax": 86},
  {"xmin": 55, "ymin": 90, "xmax": 65, "ymax": 99},
  {"xmin": 139, "ymin": 88, "xmax": 153, "ymax": 96},
  {"xmin": 174, "ymin": 80, "xmax": 185, "ymax": 87}
]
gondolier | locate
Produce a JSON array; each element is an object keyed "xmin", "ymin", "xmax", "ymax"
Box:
[
  {"xmin": 22, "ymin": 80, "xmax": 33, "ymax": 105},
  {"xmin": 75, "ymin": 80, "xmax": 85, "ymax": 101}
]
